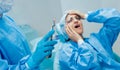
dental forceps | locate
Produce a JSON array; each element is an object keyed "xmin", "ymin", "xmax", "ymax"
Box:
[{"xmin": 50, "ymin": 18, "xmax": 56, "ymax": 41}]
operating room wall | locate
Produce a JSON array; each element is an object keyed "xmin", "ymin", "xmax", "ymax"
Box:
[
  {"xmin": 60, "ymin": 0, "xmax": 120, "ymax": 56},
  {"xmin": 8, "ymin": 0, "xmax": 62, "ymax": 36}
]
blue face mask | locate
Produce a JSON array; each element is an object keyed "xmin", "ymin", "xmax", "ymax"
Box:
[{"xmin": 0, "ymin": 0, "xmax": 13, "ymax": 14}]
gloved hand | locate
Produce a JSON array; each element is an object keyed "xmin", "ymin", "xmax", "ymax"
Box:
[{"xmin": 27, "ymin": 30, "xmax": 57, "ymax": 69}]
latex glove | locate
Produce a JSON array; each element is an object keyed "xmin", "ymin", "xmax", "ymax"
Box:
[
  {"xmin": 65, "ymin": 24, "xmax": 83, "ymax": 42},
  {"xmin": 27, "ymin": 30, "xmax": 57, "ymax": 69}
]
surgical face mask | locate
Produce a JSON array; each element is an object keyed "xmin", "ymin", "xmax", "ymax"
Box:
[{"xmin": 0, "ymin": 0, "xmax": 13, "ymax": 14}]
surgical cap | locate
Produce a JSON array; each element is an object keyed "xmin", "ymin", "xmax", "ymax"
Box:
[{"xmin": 0, "ymin": 0, "xmax": 13, "ymax": 14}]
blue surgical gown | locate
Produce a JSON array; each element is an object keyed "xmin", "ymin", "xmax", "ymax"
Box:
[
  {"xmin": 55, "ymin": 8, "xmax": 120, "ymax": 70},
  {"xmin": 0, "ymin": 14, "xmax": 33, "ymax": 70}
]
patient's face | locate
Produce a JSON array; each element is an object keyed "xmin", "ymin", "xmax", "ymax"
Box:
[{"xmin": 65, "ymin": 14, "xmax": 83, "ymax": 35}]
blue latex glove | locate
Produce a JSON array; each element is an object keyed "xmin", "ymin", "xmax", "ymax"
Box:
[{"xmin": 27, "ymin": 30, "xmax": 57, "ymax": 69}]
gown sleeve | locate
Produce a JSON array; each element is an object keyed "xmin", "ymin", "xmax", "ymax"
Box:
[
  {"xmin": 0, "ymin": 15, "xmax": 39, "ymax": 70},
  {"xmin": 87, "ymin": 8, "xmax": 120, "ymax": 48},
  {"xmin": 0, "ymin": 53, "xmax": 31, "ymax": 70}
]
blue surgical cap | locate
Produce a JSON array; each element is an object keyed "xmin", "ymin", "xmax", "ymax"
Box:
[
  {"xmin": 55, "ymin": 13, "xmax": 69, "ymax": 42},
  {"xmin": 0, "ymin": 0, "xmax": 13, "ymax": 14}
]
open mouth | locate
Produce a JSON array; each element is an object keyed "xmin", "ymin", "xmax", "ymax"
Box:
[{"xmin": 74, "ymin": 24, "xmax": 80, "ymax": 28}]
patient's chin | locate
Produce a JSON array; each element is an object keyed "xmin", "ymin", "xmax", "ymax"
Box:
[{"xmin": 76, "ymin": 30, "xmax": 83, "ymax": 35}]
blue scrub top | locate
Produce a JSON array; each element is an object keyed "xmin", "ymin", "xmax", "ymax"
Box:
[
  {"xmin": 0, "ymin": 15, "xmax": 32, "ymax": 69},
  {"xmin": 55, "ymin": 8, "xmax": 120, "ymax": 70}
]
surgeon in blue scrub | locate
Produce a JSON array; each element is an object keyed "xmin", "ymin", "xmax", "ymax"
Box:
[
  {"xmin": 0, "ymin": 0, "xmax": 57, "ymax": 70},
  {"xmin": 54, "ymin": 9, "xmax": 120, "ymax": 70}
]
